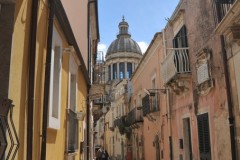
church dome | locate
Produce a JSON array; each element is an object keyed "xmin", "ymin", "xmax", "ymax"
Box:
[{"xmin": 106, "ymin": 17, "xmax": 142, "ymax": 56}]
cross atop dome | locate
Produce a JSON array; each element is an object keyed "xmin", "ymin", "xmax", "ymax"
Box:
[{"xmin": 118, "ymin": 16, "xmax": 130, "ymax": 38}]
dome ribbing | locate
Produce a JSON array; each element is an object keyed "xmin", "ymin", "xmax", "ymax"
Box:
[{"xmin": 106, "ymin": 17, "xmax": 142, "ymax": 56}]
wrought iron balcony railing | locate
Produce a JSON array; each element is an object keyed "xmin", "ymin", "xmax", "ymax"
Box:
[
  {"xmin": 142, "ymin": 94, "xmax": 160, "ymax": 116},
  {"xmin": 212, "ymin": 0, "xmax": 236, "ymax": 24},
  {"xmin": 161, "ymin": 48, "xmax": 190, "ymax": 84},
  {"xmin": 127, "ymin": 107, "xmax": 143, "ymax": 126},
  {"xmin": 114, "ymin": 116, "xmax": 126, "ymax": 127},
  {"xmin": 0, "ymin": 98, "xmax": 19, "ymax": 160}
]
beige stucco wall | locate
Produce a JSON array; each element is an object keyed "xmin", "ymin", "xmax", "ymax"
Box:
[
  {"xmin": 130, "ymin": 33, "xmax": 164, "ymax": 160},
  {"xmin": 162, "ymin": 0, "xmax": 232, "ymax": 159},
  {"xmin": 8, "ymin": 0, "xmax": 88, "ymax": 159},
  {"xmin": 61, "ymin": 0, "xmax": 88, "ymax": 68},
  {"xmin": 9, "ymin": 0, "xmax": 50, "ymax": 158},
  {"xmin": 227, "ymin": 40, "xmax": 240, "ymax": 156}
]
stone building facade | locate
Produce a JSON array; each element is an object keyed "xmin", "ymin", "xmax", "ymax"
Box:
[
  {"xmin": 160, "ymin": 0, "xmax": 234, "ymax": 159},
  {"xmin": 0, "ymin": 0, "xmax": 99, "ymax": 159},
  {"xmin": 93, "ymin": 18, "xmax": 143, "ymax": 159},
  {"xmin": 215, "ymin": 0, "xmax": 240, "ymax": 159}
]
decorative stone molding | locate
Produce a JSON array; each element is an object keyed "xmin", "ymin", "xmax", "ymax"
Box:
[{"xmin": 196, "ymin": 49, "xmax": 214, "ymax": 96}]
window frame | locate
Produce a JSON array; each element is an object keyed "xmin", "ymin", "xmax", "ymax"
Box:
[
  {"xmin": 48, "ymin": 26, "xmax": 63, "ymax": 130},
  {"xmin": 66, "ymin": 52, "xmax": 79, "ymax": 153}
]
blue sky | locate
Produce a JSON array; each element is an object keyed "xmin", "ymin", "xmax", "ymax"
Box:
[{"xmin": 97, "ymin": 0, "xmax": 180, "ymax": 55}]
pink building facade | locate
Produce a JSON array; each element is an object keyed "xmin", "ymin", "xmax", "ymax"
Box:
[
  {"xmin": 160, "ymin": 0, "xmax": 234, "ymax": 159},
  {"xmin": 129, "ymin": 33, "xmax": 165, "ymax": 160},
  {"xmin": 128, "ymin": 0, "xmax": 238, "ymax": 160}
]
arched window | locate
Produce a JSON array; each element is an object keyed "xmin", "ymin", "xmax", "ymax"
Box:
[
  {"xmin": 108, "ymin": 65, "xmax": 111, "ymax": 81},
  {"xmin": 113, "ymin": 63, "xmax": 117, "ymax": 79},
  {"xmin": 127, "ymin": 63, "xmax": 132, "ymax": 79},
  {"xmin": 119, "ymin": 62, "xmax": 125, "ymax": 79}
]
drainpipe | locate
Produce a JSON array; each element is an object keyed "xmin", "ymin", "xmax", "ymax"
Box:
[
  {"xmin": 27, "ymin": 0, "xmax": 39, "ymax": 159},
  {"xmin": 87, "ymin": 0, "xmax": 97, "ymax": 159},
  {"xmin": 166, "ymin": 89, "xmax": 173, "ymax": 160},
  {"xmin": 86, "ymin": 84, "xmax": 91, "ymax": 160},
  {"xmin": 40, "ymin": 0, "xmax": 55, "ymax": 159},
  {"xmin": 162, "ymin": 28, "xmax": 173, "ymax": 160},
  {"xmin": 220, "ymin": 35, "xmax": 237, "ymax": 160}
]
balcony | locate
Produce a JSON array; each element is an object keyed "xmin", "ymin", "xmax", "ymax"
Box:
[
  {"xmin": 127, "ymin": 107, "xmax": 143, "ymax": 128},
  {"xmin": 212, "ymin": 0, "xmax": 236, "ymax": 24},
  {"xmin": 142, "ymin": 95, "xmax": 159, "ymax": 117},
  {"xmin": 161, "ymin": 48, "xmax": 191, "ymax": 85},
  {"xmin": 214, "ymin": 0, "xmax": 240, "ymax": 44},
  {"xmin": 114, "ymin": 116, "xmax": 125, "ymax": 127},
  {"xmin": 0, "ymin": 98, "xmax": 19, "ymax": 160},
  {"xmin": 114, "ymin": 116, "xmax": 129, "ymax": 135}
]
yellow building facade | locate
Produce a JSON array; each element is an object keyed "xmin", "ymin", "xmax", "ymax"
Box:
[{"xmin": 1, "ymin": 0, "xmax": 99, "ymax": 159}]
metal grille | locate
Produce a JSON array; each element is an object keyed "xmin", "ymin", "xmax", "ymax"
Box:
[
  {"xmin": 142, "ymin": 94, "xmax": 160, "ymax": 116},
  {"xmin": 212, "ymin": 0, "xmax": 235, "ymax": 25},
  {"xmin": 0, "ymin": 98, "xmax": 19, "ymax": 160},
  {"xmin": 127, "ymin": 107, "xmax": 143, "ymax": 125},
  {"xmin": 161, "ymin": 48, "xmax": 190, "ymax": 84}
]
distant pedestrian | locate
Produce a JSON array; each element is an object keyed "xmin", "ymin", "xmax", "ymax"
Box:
[
  {"xmin": 100, "ymin": 149, "xmax": 109, "ymax": 160},
  {"xmin": 96, "ymin": 147, "xmax": 103, "ymax": 160}
]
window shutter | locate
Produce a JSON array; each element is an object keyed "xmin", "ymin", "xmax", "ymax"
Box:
[
  {"xmin": 173, "ymin": 25, "xmax": 188, "ymax": 48},
  {"xmin": 142, "ymin": 95, "xmax": 150, "ymax": 116},
  {"xmin": 182, "ymin": 25, "xmax": 188, "ymax": 48},
  {"xmin": 173, "ymin": 37, "xmax": 178, "ymax": 48},
  {"xmin": 197, "ymin": 113, "xmax": 211, "ymax": 159},
  {"xmin": 215, "ymin": 0, "xmax": 234, "ymax": 4}
]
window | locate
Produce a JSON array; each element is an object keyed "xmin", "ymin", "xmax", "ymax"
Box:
[
  {"xmin": 215, "ymin": 0, "xmax": 234, "ymax": 3},
  {"xmin": 172, "ymin": 25, "xmax": 189, "ymax": 74},
  {"xmin": 67, "ymin": 55, "xmax": 79, "ymax": 153},
  {"xmin": 108, "ymin": 65, "xmax": 111, "ymax": 81},
  {"xmin": 197, "ymin": 113, "xmax": 211, "ymax": 160},
  {"xmin": 70, "ymin": 74, "xmax": 77, "ymax": 111},
  {"xmin": 213, "ymin": 0, "xmax": 235, "ymax": 24},
  {"xmin": 113, "ymin": 63, "xmax": 117, "ymax": 79},
  {"xmin": 151, "ymin": 78, "xmax": 158, "ymax": 110},
  {"xmin": 127, "ymin": 63, "xmax": 132, "ymax": 79},
  {"xmin": 48, "ymin": 26, "xmax": 62, "ymax": 129},
  {"xmin": 67, "ymin": 110, "xmax": 79, "ymax": 153},
  {"xmin": 119, "ymin": 62, "xmax": 124, "ymax": 79},
  {"xmin": 173, "ymin": 25, "xmax": 188, "ymax": 48},
  {"xmin": 69, "ymin": 55, "xmax": 78, "ymax": 111}
]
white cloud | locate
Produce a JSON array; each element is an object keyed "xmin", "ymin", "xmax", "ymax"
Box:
[
  {"xmin": 137, "ymin": 41, "xmax": 148, "ymax": 54},
  {"xmin": 97, "ymin": 43, "xmax": 108, "ymax": 60}
]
